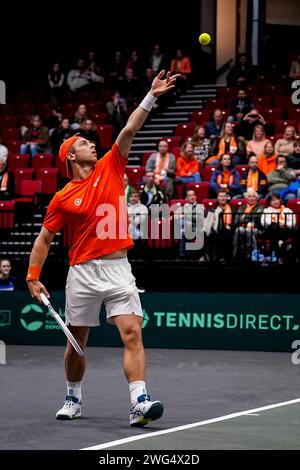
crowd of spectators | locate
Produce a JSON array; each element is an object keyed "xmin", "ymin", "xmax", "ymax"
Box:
[{"xmin": 1, "ymin": 48, "xmax": 300, "ymax": 265}]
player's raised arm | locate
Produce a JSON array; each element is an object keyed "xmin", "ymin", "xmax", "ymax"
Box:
[
  {"xmin": 116, "ymin": 70, "xmax": 180, "ymax": 158},
  {"xmin": 26, "ymin": 226, "xmax": 55, "ymax": 302}
]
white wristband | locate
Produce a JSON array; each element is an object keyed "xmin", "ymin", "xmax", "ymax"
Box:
[{"xmin": 140, "ymin": 92, "xmax": 157, "ymax": 112}]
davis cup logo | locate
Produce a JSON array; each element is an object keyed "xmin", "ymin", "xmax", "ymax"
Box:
[{"xmin": 74, "ymin": 198, "xmax": 82, "ymax": 206}]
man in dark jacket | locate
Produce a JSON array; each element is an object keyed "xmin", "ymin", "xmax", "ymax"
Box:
[
  {"xmin": 139, "ymin": 171, "xmax": 166, "ymax": 208},
  {"xmin": 207, "ymin": 190, "xmax": 236, "ymax": 263},
  {"xmin": 231, "ymin": 89, "xmax": 253, "ymax": 121},
  {"xmin": 287, "ymin": 139, "xmax": 300, "ymax": 170},
  {"xmin": 240, "ymin": 155, "xmax": 268, "ymax": 198}
]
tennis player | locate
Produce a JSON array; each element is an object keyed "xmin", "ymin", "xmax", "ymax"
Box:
[{"xmin": 26, "ymin": 71, "xmax": 179, "ymax": 427}]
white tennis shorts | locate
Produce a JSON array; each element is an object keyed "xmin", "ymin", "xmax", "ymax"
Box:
[{"xmin": 65, "ymin": 257, "xmax": 143, "ymax": 326}]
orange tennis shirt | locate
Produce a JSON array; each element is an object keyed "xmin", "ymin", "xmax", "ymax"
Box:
[{"xmin": 43, "ymin": 144, "xmax": 133, "ymax": 265}]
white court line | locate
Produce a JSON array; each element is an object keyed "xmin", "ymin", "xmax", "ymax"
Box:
[{"xmin": 81, "ymin": 397, "xmax": 300, "ymax": 450}]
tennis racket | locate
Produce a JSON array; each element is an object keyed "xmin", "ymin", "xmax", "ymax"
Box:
[{"xmin": 40, "ymin": 293, "xmax": 84, "ymax": 357}]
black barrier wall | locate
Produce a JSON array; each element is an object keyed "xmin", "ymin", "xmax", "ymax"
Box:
[{"xmin": 1, "ymin": 292, "xmax": 300, "ymax": 352}]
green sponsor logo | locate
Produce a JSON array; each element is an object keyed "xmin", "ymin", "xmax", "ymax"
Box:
[
  {"xmin": 0, "ymin": 310, "xmax": 11, "ymax": 327},
  {"xmin": 145, "ymin": 311, "xmax": 299, "ymax": 331},
  {"xmin": 20, "ymin": 304, "xmax": 44, "ymax": 331},
  {"xmin": 142, "ymin": 309, "xmax": 149, "ymax": 329},
  {"xmin": 20, "ymin": 304, "xmax": 65, "ymax": 332}
]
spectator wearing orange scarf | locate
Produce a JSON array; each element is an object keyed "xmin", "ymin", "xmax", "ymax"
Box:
[
  {"xmin": 206, "ymin": 122, "xmax": 246, "ymax": 166},
  {"xmin": 145, "ymin": 140, "xmax": 176, "ymax": 199},
  {"xmin": 207, "ymin": 190, "xmax": 235, "ymax": 263},
  {"xmin": 257, "ymin": 141, "xmax": 277, "ymax": 176},
  {"xmin": 240, "ymin": 155, "xmax": 268, "ymax": 198},
  {"xmin": 209, "ymin": 154, "xmax": 241, "ymax": 198},
  {"xmin": 0, "ymin": 155, "xmax": 14, "ymax": 200},
  {"xmin": 176, "ymin": 142, "xmax": 201, "ymax": 184},
  {"xmin": 233, "ymin": 189, "xmax": 264, "ymax": 259}
]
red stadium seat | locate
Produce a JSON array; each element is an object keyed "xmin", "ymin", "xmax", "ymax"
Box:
[
  {"xmin": 0, "ymin": 104, "xmax": 16, "ymax": 115},
  {"xmin": 168, "ymin": 199, "xmax": 187, "ymax": 208},
  {"xmin": 274, "ymin": 96, "xmax": 292, "ymax": 110},
  {"xmin": 80, "ymin": 91, "xmax": 96, "ymax": 102},
  {"xmin": 218, "ymin": 87, "xmax": 237, "ymax": 100},
  {"xmin": 17, "ymin": 103, "xmax": 36, "ymax": 115},
  {"xmin": 230, "ymin": 199, "xmax": 247, "ymax": 208},
  {"xmin": 6, "ymin": 139, "xmax": 22, "ymax": 152},
  {"xmin": 17, "ymin": 179, "xmax": 42, "ymax": 204},
  {"xmin": 97, "ymin": 124, "xmax": 113, "ymax": 148},
  {"xmin": 141, "ymin": 152, "xmax": 153, "ymax": 167},
  {"xmin": 286, "ymin": 199, "xmax": 300, "ymax": 224},
  {"xmin": 275, "ymin": 120, "xmax": 298, "ymax": 134},
  {"xmin": 0, "ymin": 200, "xmax": 15, "ymax": 229},
  {"xmin": 246, "ymin": 85, "xmax": 262, "ymax": 97},
  {"xmin": 19, "ymin": 115, "xmax": 33, "ymax": 127},
  {"xmin": 90, "ymin": 112, "xmax": 108, "ymax": 124},
  {"xmin": 221, "ymin": 109, "xmax": 231, "ymax": 119},
  {"xmin": 16, "ymin": 92, "xmax": 32, "ymax": 103},
  {"xmin": 172, "ymin": 146, "xmax": 181, "ymax": 159},
  {"xmin": 126, "ymin": 167, "xmax": 145, "ymax": 186},
  {"xmin": 142, "ymin": 152, "xmax": 154, "ymax": 166},
  {"xmin": 264, "ymin": 84, "xmax": 284, "ymax": 96},
  {"xmin": 61, "ymin": 103, "xmax": 80, "ymax": 116},
  {"xmin": 253, "ymin": 96, "xmax": 271, "ymax": 108},
  {"xmin": 148, "ymin": 216, "xmax": 173, "ymax": 249},
  {"xmin": 205, "ymin": 98, "xmax": 226, "ymax": 110},
  {"xmin": 236, "ymin": 165, "xmax": 250, "ymax": 177},
  {"xmin": 175, "ymin": 123, "xmax": 196, "ymax": 139},
  {"xmin": 36, "ymin": 168, "xmax": 58, "ymax": 194},
  {"xmin": 191, "ymin": 110, "xmax": 211, "ymax": 125},
  {"xmin": 288, "ymin": 108, "xmax": 300, "ymax": 120},
  {"xmin": 38, "ymin": 103, "xmax": 54, "ymax": 117},
  {"xmin": 0, "ymin": 115, "xmax": 18, "ymax": 127},
  {"xmin": 165, "ymin": 136, "xmax": 182, "ymax": 149},
  {"xmin": 202, "ymin": 166, "xmax": 217, "ymax": 182},
  {"xmin": 202, "ymin": 199, "xmax": 217, "ymax": 210},
  {"xmin": 55, "ymin": 155, "xmax": 69, "ymax": 178},
  {"xmin": 86, "ymin": 102, "xmax": 103, "ymax": 113},
  {"xmin": 265, "ymin": 108, "xmax": 282, "ymax": 123},
  {"xmin": 8, "ymin": 154, "xmax": 29, "ymax": 171},
  {"xmin": 32, "ymin": 153, "xmax": 53, "ymax": 172},
  {"xmin": 273, "ymin": 133, "xmax": 284, "ymax": 143},
  {"xmin": 2, "ymin": 127, "xmax": 20, "ymax": 142},
  {"xmin": 13, "ymin": 168, "xmax": 34, "ymax": 195},
  {"xmin": 186, "ymin": 182, "xmax": 209, "ymax": 202}
]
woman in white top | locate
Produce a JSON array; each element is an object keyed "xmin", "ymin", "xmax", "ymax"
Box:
[
  {"xmin": 247, "ymin": 124, "xmax": 270, "ymax": 157},
  {"xmin": 275, "ymin": 126, "xmax": 297, "ymax": 157},
  {"xmin": 261, "ymin": 193, "xmax": 296, "ymax": 230}
]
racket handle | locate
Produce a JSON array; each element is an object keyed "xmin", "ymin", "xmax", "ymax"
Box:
[{"xmin": 40, "ymin": 292, "xmax": 51, "ymax": 307}]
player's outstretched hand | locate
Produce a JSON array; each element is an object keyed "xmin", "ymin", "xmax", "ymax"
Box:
[
  {"xmin": 27, "ymin": 280, "xmax": 50, "ymax": 304},
  {"xmin": 151, "ymin": 70, "xmax": 181, "ymax": 98}
]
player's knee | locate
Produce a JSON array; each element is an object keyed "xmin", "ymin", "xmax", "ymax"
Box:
[{"xmin": 122, "ymin": 323, "xmax": 142, "ymax": 346}]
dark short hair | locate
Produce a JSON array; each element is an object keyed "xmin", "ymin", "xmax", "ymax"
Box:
[
  {"xmin": 266, "ymin": 192, "xmax": 281, "ymax": 205},
  {"xmin": 0, "ymin": 258, "xmax": 11, "ymax": 267},
  {"xmin": 130, "ymin": 189, "xmax": 139, "ymax": 196},
  {"xmin": 186, "ymin": 189, "xmax": 196, "ymax": 195},
  {"xmin": 276, "ymin": 154, "xmax": 287, "ymax": 164}
]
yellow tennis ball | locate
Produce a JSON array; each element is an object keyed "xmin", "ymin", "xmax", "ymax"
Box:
[{"xmin": 199, "ymin": 33, "xmax": 211, "ymax": 45}]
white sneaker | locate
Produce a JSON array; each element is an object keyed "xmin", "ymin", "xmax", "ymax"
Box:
[
  {"xmin": 56, "ymin": 395, "xmax": 82, "ymax": 420},
  {"xmin": 130, "ymin": 393, "xmax": 164, "ymax": 427}
]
